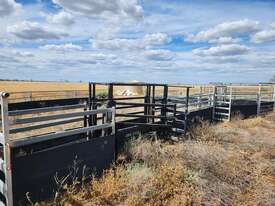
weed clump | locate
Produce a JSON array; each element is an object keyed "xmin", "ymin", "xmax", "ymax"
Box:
[{"xmin": 38, "ymin": 113, "xmax": 275, "ymax": 206}]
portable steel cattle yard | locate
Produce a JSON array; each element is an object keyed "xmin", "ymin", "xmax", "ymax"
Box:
[{"xmin": 0, "ymin": 82, "xmax": 275, "ymax": 206}]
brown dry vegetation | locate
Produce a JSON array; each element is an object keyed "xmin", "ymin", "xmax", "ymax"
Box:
[
  {"xmin": 0, "ymin": 80, "xmax": 209, "ymax": 101},
  {"xmin": 0, "ymin": 81, "xmax": 88, "ymax": 92},
  {"xmin": 33, "ymin": 113, "xmax": 275, "ymax": 206}
]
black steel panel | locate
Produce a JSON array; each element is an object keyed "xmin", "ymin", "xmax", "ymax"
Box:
[
  {"xmin": 11, "ymin": 135, "xmax": 115, "ymax": 205},
  {"xmin": 188, "ymin": 107, "xmax": 213, "ymax": 123},
  {"xmin": 9, "ymin": 98, "xmax": 88, "ymax": 111},
  {"xmin": 231, "ymin": 103, "xmax": 257, "ymax": 117}
]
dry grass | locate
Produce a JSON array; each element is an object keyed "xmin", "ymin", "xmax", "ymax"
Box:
[
  {"xmin": 1, "ymin": 80, "xmax": 270, "ymax": 102},
  {"xmin": 0, "ymin": 80, "xmax": 88, "ymax": 92},
  {"xmin": 0, "ymin": 80, "xmax": 213, "ymax": 102},
  {"xmin": 34, "ymin": 113, "xmax": 275, "ymax": 206},
  {"xmin": 0, "ymin": 80, "xmax": 104, "ymax": 102}
]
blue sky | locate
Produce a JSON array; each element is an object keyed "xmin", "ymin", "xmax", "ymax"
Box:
[{"xmin": 0, "ymin": 0, "xmax": 275, "ymax": 83}]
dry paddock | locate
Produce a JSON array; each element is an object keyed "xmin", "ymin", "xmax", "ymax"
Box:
[
  {"xmin": 35, "ymin": 112, "xmax": 275, "ymax": 206},
  {"xmin": 0, "ymin": 80, "xmax": 211, "ymax": 102}
]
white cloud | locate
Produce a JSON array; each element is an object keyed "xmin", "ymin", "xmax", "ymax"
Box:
[
  {"xmin": 7, "ymin": 21, "xmax": 68, "ymax": 40},
  {"xmin": 144, "ymin": 50, "xmax": 173, "ymax": 61},
  {"xmin": 91, "ymin": 32, "xmax": 171, "ymax": 50},
  {"xmin": 193, "ymin": 44, "xmax": 249, "ymax": 57},
  {"xmin": 1, "ymin": 1, "xmax": 275, "ymax": 83},
  {"xmin": 12, "ymin": 50, "xmax": 34, "ymax": 57},
  {"xmin": 92, "ymin": 38, "xmax": 144, "ymax": 50},
  {"xmin": 0, "ymin": 0, "xmax": 21, "ymax": 17},
  {"xmin": 186, "ymin": 19, "xmax": 260, "ymax": 42},
  {"xmin": 47, "ymin": 11, "xmax": 74, "ymax": 26},
  {"xmin": 144, "ymin": 33, "xmax": 171, "ymax": 45},
  {"xmin": 251, "ymin": 30, "xmax": 275, "ymax": 43},
  {"xmin": 209, "ymin": 37, "xmax": 240, "ymax": 44},
  {"xmin": 40, "ymin": 43, "xmax": 82, "ymax": 52},
  {"xmin": 0, "ymin": 54, "xmax": 19, "ymax": 63},
  {"xmin": 95, "ymin": 26, "xmax": 120, "ymax": 40},
  {"xmin": 89, "ymin": 53, "xmax": 117, "ymax": 60},
  {"xmin": 271, "ymin": 22, "xmax": 275, "ymax": 29},
  {"xmin": 52, "ymin": 0, "xmax": 143, "ymax": 21}
]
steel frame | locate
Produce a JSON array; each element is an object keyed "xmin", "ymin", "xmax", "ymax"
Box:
[
  {"xmin": 0, "ymin": 92, "xmax": 116, "ymax": 206},
  {"xmin": 0, "ymin": 82, "xmax": 274, "ymax": 205}
]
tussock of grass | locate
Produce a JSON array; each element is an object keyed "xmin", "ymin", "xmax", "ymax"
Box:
[{"xmin": 37, "ymin": 112, "xmax": 275, "ymax": 206}]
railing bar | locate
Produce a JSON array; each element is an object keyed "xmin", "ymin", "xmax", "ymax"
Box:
[
  {"xmin": 10, "ymin": 123, "xmax": 112, "ymax": 147},
  {"xmin": 126, "ymin": 111, "xmax": 145, "ymax": 115},
  {"xmin": 116, "ymin": 102, "xmax": 175, "ymax": 107},
  {"xmin": 215, "ymin": 112, "xmax": 230, "ymax": 116},
  {"xmin": 9, "ymin": 104, "xmax": 85, "ymax": 116},
  {"xmin": 116, "ymin": 105, "xmax": 143, "ymax": 109},
  {"xmin": 9, "ymin": 90, "xmax": 88, "ymax": 94},
  {"xmin": 13, "ymin": 108, "xmax": 112, "ymax": 124},
  {"xmin": 10, "ymin": 117, "xmax": 83, "ymax": 134},
  {"xmin": 116, "ymin": 113, "xmax": 172, "ymax": 119},
  {"xmin": 93, "ymin": 96, "xmax": 145, "ymax": 102},
  {"xmin": 119, "ymin": 122, "xmax": 171, "ymax": 127}
]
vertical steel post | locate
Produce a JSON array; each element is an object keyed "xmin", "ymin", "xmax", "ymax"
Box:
[
  {"xmin": 111, "ymin": 106, "xmax": 117, "ymax": 162},
  {"xmin": 152, "ymin": 86, "xmax": 156, "ymax": 123},
  {"xmin": 144, "ymin": 85, "xmax": 150, "ymax": 123},
  {"xmin": 161, "ymin": 85, "xmax": 168, "ymax": 125},
  {"xmin": 88, "ymin": 83, "xmax": 92, "ymax": 112},
  {"xmin": 88, "ymin": 83, "xmax": 97, "ymax": 138},
  {"xmin": 101, "ymin": 111, "xmax": 105, "ymax": 137},
  {"xmin": 111, "ymin": 107, "xmax": 116, "ymax": 135},
  {"xmin": 212, "ymin": 86, "xmax": 217, "ymax": 121},
  {"xmin": 0, "ymin": 92, "xmax": 13, "ymax": 206},
  {"xmin": 92, "ymin": 83, "xmax": 97, "ymax": 125},
  {"xmin": 173, "ymin": 103, "xmax": 177, "ymax": 127},
  {"xmin": 209, "ymin": 85, "xmax": 215, "ymax": 107},
  {"xmin": 107, "ymin": 84, "xmax": 115, "ymax": 136},
  {"xmin": 107, "ymin": 84, "xmax": 114, "ymax": 107},
  {"xmin": 257, "ymin": 84, "xmax": 261, "ymax": 116},
  {"xmin": 184, "ymin": 87, "xmax": 190, "ymax": 135},
  {"xmin": 86, "ymin": 83, "xmax": 91, "ymax": 138},
  {"xmin": 199, "ymin": 86, "xmax": 202, "ymax": 108},
  {"xmin": 228, "ymin": 86, "xmax": 233, "ymax": 121}
]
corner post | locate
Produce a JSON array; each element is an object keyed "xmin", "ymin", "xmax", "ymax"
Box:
[{"xmin": 0, "ymin": 92, "xmax": 13, "ymax": 206}]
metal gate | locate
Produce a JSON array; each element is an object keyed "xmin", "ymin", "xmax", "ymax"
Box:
[{"xmin": 0, "ymin": 92, "xmax": 116, "ymax": 206}]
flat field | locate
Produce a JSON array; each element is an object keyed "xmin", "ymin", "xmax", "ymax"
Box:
[
  {"xmin": 0, "ymin": 80, "xmax": 205, "ymax": 97},
  {"xmin": 0, "ymin": 80, "xmax": 99, "ymax": 102},
  {"xmin": 0, "ymin": 80, "xmax": 88, "ymax": 92},
  {"xmin": 0, "ymin": 80, "xmax": 270, "ymax": 103}
]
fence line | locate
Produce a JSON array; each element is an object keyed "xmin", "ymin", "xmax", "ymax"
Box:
[
  {"xmin": 0, "ymin": 92, "xmax": 115, "ymax": 206},
  {"xmin": 0, "ymin": 82, "xmax": 275, "ymax": 205}
]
